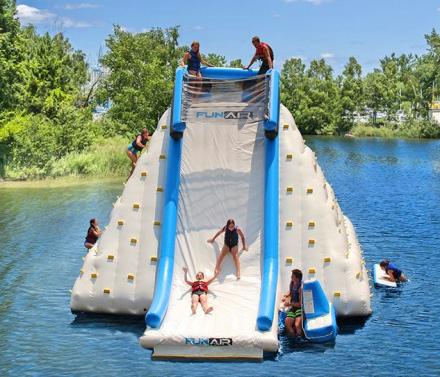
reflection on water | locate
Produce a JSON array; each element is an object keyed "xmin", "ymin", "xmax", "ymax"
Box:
[{"xmin": 1, "ymin": 137, "xmax": 440, "ymax": 376}]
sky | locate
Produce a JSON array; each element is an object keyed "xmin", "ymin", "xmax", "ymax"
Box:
[{"xmin": 15, "ymin": 0, "xmax": 440, "ymax": 74}]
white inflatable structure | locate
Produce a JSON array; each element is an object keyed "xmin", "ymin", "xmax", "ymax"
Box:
[{"xmin": 71, "ymin": 68, "xmax": 371, "ymax": 360}]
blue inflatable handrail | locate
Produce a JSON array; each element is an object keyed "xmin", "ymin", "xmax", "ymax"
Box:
[
  {"xmin": 171, "ymin": 67, "xmax": 187, "ymax": 133},
  {"xmin": 145, "ymin": 68, "xmax": 185, "ymax": 328},
  {"xmin": 264, "ymin": 69, "xmax": 280, "ymax": 133},
  {"xmin": 257, "ymin": 69, "xmax": 280, "ymax": 331}
]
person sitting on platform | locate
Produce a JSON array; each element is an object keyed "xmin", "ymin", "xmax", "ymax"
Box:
[
  {"xmin": 84, "ymin": 218, "xmax": 101, "ymax": 249},
  {"xmin": 208, "ymin": 219, "xmax": 248, "ymax": 280},
  {"xmin": 282, "ymin": 269, "xmax": 303, "ymax": 338},
  {"xmin": 126, "ymin": 128, "xmax": 151, "ymax": 179},
  {"xmin": 183, "ymin": 267, "xmax": 217, "ymax": 314},
  {"xmin": 380, "ymin": 260, "xmax": 408, "ymax": 282},
  {"xmin": 243, "ymin": 36, "xmax": 274, "ymax": 75}
]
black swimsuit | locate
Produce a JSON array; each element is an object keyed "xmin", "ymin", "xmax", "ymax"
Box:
[{"xmin": 224, "ymin": 226, "xmax": 239, "ymax": 249}]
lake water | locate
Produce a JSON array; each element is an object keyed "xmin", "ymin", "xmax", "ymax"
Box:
[{"xmin": 1, "ymin": 137, "xmax": 439, "ymax": 376}]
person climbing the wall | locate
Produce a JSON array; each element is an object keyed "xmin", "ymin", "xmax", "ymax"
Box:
[
  {"xmin": 183, "ymin": 267, "xmax": 217, "ymax": 314},
  {"xmin": 379, "ymin": 260, "xmax": 408, "ymax": 282},
  {"xmin": 243, "ymin": 36, "xmax": 274, "ymax": 75},
  {"xmin": 207, "ymin": 219, "xmax": 248, "ymax": 280},
  {"xmin": 84, "ymin": 218, "xmax": 101, "ymax": 249},
  {"xmin": 181, "ymin": 41, "xmax": 214, "ymax": 77},
  {"xmin": 126, "ymin": 128, "xmax": 151, "ymax": 179},
  {"xmin": 282, "ymin": 269, "xmax": 304, "ymax": 338}
]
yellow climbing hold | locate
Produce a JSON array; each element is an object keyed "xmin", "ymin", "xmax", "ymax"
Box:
[
  {"xmin": 91, "ymin": 273, "xmax": 97, "ymax": 279},
  {"xmin": 307, "ymin": 188, "xmax": 313, "ymax": 194},
  {"xmin": 324, "ymin": 257, "xmax": 332, "ymax": 263},
  {"xmin": 283, "ymin": 124, "xmax": 289, "ymax": 130},
  {"xmin": 334, "ymin": 291, "xmax": 341, "ymax": 297},
  {"xmin": 308, "ymin": 221, "xmax": 316, "ymax": 229},
  {"xmin": 103, "ymin": 288, "xmax": 111, "ymax": 294},
  {"xmin": 130, "ymin": 238, "xmax": 138, "ymax": 245},
  {"xmin": 150, "ymin": 256, "xmax": 158, "ymax": 262},
  {"xmin": 117, "ymin": 220, "xmax": 124, "ymax": 226},
  {"xmin": 308, "ymin": 268, "xmax": 316, "ymax": 274},
  {"xmin": 141, "ymin": 171, "xmax": 147, "ymax": 177},
  {"xmin": 285, "ymin": 257, "xmax": 293, "ymax": 265},
  {"xmin": 107, "ymin": 255, "xmax": 114, "ymax": 261},
  {"xmin": 156, "ymin": 187, "xmax": 164, "ymax": 192},
  {"xmin": 127, "ymin": 274, "xmax": 135, "ymax": 280},
  {"xmin": 286, "ymin": 221, "xmax": 293, "ymax": 228},
  {"xmin": 159, "ymin": 155, "xmax": 166, "ymax": 160},
  {"xmin": 133, "ymin": 203, "xmax": 140, "ymax": 209},
  {"xmin": 153, "ymin": 221, "xmax": 161, "ymax": 226},
  {"xmin": 286, "ymin": 187, "xmax": 293, "ymax": 193}
]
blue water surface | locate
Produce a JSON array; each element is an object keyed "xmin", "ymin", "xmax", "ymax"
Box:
[{"xmin": 0, "ymin": 137, "xmax": 439, "ymax": 376}]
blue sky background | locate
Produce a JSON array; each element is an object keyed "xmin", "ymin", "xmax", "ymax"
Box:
[{"xmin": 16, "ymin": 0, "xmax": 440, "ymax": 74}]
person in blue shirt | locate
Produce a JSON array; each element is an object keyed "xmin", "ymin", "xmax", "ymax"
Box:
[
  {"xmin": 282, "ymin": 269, "xmax": 303, "ymax": 338},
  {"xmin": 180, "ymin": 41, "xmax": 214, "ymax": 77},
  {"xmin": 380, "ymin": 260, "xmax": 408, "ymax": 282}
]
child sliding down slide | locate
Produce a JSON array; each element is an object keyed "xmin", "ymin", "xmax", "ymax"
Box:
[{"xmin": 183, "ymin": 267, "xmax": 217, "ymax": 314}]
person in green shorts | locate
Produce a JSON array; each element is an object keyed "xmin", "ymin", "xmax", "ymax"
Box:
[{"xmin": 282, "ymin": 269, "xmax": 303, "ymax": 337}]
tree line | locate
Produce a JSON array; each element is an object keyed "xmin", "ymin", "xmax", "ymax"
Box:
[{"xmin": 1, "ymin": 0, "xmax": 439, "ymax": 179}]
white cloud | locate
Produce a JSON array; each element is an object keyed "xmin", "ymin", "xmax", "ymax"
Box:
[
  {"xmin": 16, "ymin": 4, "xmax": 98, "ymax": 28},
  {"xmin": 16, "ymin": 4, "xmax": 56, "ymax": 24},
  {"xmin": 64, "ymin": 3, "xmax": 100, "ymax": 10},
  {"xmin": 193, "ymin": 25, "xmax": 204, "ymax": 30},
  {"xmin": 321, "ymin": 52, "xmax": 335, "ymax": 59},
  {"xmin": 284, "ymin": 0, "xmax": 332, "ymax": 5}
]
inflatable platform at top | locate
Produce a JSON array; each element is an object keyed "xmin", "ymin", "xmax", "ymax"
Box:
[{"xmin": 70, "ymin": 67, "xmax": 371, "ymax": 360}]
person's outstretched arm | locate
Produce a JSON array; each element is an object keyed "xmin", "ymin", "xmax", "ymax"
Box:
[
  {"xmin": 207, "ymin": 227, "xmax": 225, "ymax": 243},
  {"xmin": 181, "ymin": 52, "xmax": 189, "ymax": 67},
  {"xmin": 237, "ymin": 228, "xmax": 247, "ymax": 251},
  {"xmin": 244, "ymin": 53, "xmax": 257, "ymax": 70},
  {"xmin": 182, "ymin": 267, "xmax": 193, "ymax": 286},
  {"xmin": 199, "ymin": 52, "xmax": 214, "ymax": 67}
]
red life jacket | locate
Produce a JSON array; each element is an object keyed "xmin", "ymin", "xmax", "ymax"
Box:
[
  {"xmin": 191, "ymin": 280, "xmax": 208, "ymax": 293},
  {"xmin": 255, "ymin": 42, "xmax": 274, "ymax": 61}
]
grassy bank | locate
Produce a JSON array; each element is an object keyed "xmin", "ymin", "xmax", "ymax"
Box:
[
  {"xmin": 0, "ymin": 176, "xmax": 124, "ymax": 189},
  {"xmin": 350, "ymin": 119, "xmax": 440, "ymax": 139},
  {"xmin": 3, "ymin": 136, "xmax": 131, "ymax": 181}
]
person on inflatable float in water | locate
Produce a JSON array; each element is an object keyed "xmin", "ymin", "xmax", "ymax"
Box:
[{"xmin": 380, "ymin": 260, "xmax": 408, "ymax": 282}]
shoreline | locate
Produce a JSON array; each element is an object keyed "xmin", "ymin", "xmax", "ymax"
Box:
[{"xmin": 0, "ymin": 176, "xmax": 125, "ymax": 189}]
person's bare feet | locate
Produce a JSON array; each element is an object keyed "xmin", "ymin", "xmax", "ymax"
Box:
[{"xmin": 205, "ymin": 307, "xmax": 214, "ymax": 314}]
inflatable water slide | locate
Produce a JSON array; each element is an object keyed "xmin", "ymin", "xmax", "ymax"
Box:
[{"xmin": 71, "ymin": 67, "xmax": 371, "ymax": 360}]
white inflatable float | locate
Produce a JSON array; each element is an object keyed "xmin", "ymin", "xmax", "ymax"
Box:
[{"xmin": 70, "ymin": 68, "xmax": 371, "ymax": 360}]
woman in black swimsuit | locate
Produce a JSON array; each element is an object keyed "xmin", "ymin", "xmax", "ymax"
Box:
[{"xmin": 208, "ymin": 219, "xmax": 247, "ymax": 280}]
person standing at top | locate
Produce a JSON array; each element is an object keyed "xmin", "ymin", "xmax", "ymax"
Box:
[
  {"xmin": 84, "ymin": 218, "xmax": 101, "ymax": 249},
  {"xmin": 126, "ymin": 128, "xmax": 151, "ymax": 179},
  {"xmin": 181, "ymin": 41, "xmax": 214, "ymax": 77},
  {"xmin": 244, "ymin": 36, "xmax": 274, "ymax": 75},
  {"xmin": 207, "ymin": 219, "xmax": 248, "ymax": 280}
]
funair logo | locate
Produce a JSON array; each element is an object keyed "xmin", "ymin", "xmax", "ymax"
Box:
[
  {"xmin": 196, "ymin": 111, "xmax": 254, "ymax": 120},
  {"xmin": 184, "ymin": 337, "xmax": 233, "ymax": 346}
]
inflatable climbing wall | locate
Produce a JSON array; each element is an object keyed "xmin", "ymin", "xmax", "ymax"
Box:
[{"xmin": 70, "ymin": 68, "xmax": 371, "ymax": 359}]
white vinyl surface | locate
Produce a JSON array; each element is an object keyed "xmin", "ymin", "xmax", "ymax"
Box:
[
  {"xmin": 71, "ymin": 102, "xmax": 372, "ymax": 358},
  {"xmin": 140, "ymin": 102, "xmax": 278, "ymax": 354}
]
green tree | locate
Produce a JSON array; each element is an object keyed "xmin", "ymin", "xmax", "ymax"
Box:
[
  {"xmin": 203, "ymin": 53, "xmax": 226, "ymax": 67},
  {"xmin": 364, "ymin": 71, "xmax": 386, "ymax": 124},
  {"xmin": 338, "ymin": 57, "xmax": 363, "ymax": 132},
  {"xmin": 281, "ymin": 58, "xmax": 308, "ymax": 131},
  {"xmin": 96, "ymin": 26, "xmax": 184, "ymax": 134},
  {"xmin": 229, "ymin": 59, "xmax": 243, "ymax": 68},
  {"xmin": 302, "ymin": 59, "xmax": 340, "ymax": 135}
]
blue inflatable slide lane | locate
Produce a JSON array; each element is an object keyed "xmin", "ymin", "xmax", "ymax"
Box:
[{"xmin": 301, "ymin": 279, "xmax": 338, "ymax": 343}]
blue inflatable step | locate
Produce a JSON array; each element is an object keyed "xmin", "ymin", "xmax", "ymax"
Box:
[{"xmin": 302, "ymin": 279, "xmax": 337, "ymax": 343}]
